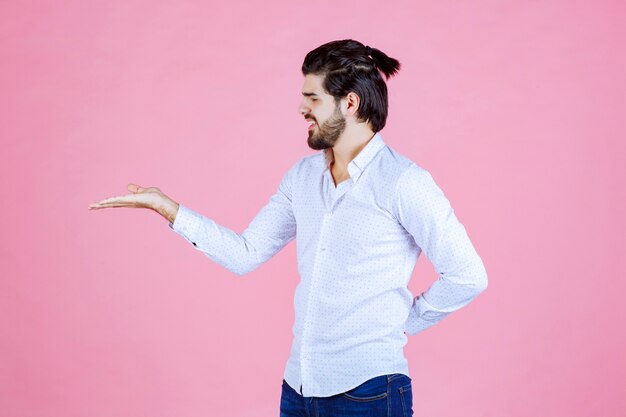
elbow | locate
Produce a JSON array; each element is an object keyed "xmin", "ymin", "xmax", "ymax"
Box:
[
  {"xmin": 228, "ymin": 239, "xmax": 271, "ymax": 276},
  {"xmin": 203, "ymin": 250, "xmax": 262, "ymax": 277},
  {"xmin": 231, "ymin": 268, "xmax": 249, "ymax": 277},
  {"xmin": 228, "ymin": 259, "xmax": 262, "ymax": 277},
  {"xmin": 476, "ymin": 274, "xmax": 488, "ymax": 294},
  {"xmin": 229, "ymin": 264, "xmax": 255, "ymax": 277},
  {"xmin": 473, "ymin": 263, "xmax": 488, "ymax": 294}
]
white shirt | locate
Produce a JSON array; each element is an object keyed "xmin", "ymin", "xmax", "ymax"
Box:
[{"xmin": 168, "ymin": 131, "xmax": 488, "ymax": 397}]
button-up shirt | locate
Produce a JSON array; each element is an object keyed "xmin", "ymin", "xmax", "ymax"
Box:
[{"xmin": 168, "ymin": 131, "xmax": 488, "ymax": 397}]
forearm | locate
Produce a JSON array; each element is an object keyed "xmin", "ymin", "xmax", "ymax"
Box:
[
  {"xmin": 169, "ymin": 202, "xmax": 296, "ymax": 276},
  {"xmin": 404, "ymin": 298, "xmax": 451, "ymax": 335},
  {"xmin": 405, "ymin": 263, "xmax": 488, "ymax": 336},
  {"xmin": 171, "ymin": 206, "xmax": 263, "ymax": 275}
]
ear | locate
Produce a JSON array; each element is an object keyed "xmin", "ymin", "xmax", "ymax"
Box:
[{"xmin": 341, "ymin": 92, "xmax": 361, "ymax": 116}]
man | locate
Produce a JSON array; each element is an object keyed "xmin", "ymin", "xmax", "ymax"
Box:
[{"xmin": 89, "ymin": 39, "xmax": 488, "ymax": 416}]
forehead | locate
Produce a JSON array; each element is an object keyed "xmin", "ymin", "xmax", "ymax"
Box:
[{"xmin": 301, "ymin": 74, "xmax": 327, "ymax": 95}]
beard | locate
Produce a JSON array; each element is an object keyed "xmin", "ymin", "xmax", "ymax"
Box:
[{"xmin": 307, "ymin": 104, "xmax": 346, "ymax": 151}]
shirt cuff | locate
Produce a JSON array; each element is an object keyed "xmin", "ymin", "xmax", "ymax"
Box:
[
  {"xmin": 168, "ymin": 203, "xmax": 203, "ymax": 246},
  {"xmin": 404, "ymin": 293, "xmax": 450, "ymax": 336}
]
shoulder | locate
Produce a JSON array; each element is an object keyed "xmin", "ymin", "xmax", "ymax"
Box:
[
  {"xmin": 276, "ymin": 153, "xmax": 323, "ymax": 192},
  {"xmin": 377, "ymin": 146, "xmax": 445, "ymax": 211},
  {"xmin": 285, "ymin": 152, "xmax": 324, "ymax": 178},
  {"xmin": 397, "ymin": 162, "xmax": 434, "ymax": 188},
  {"xmin": 299, "ymin": 152, "xmax": 324, "ymax": 167},
  {"xmin": 376, "ymin": 144, "xmax": 433, "ymax": 189}
]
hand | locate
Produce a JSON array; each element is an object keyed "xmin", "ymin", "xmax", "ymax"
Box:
[{"xmin": 88, "ymin": 184, "xmax": 179, "ymax": 223}]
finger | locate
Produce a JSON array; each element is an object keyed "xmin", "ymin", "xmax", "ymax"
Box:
[
  {"xmin": 88, "ymin": 203, "xmax": 112, "ymax": 209},
  {"xmin": 92, "ymin": 195, "xmax": 138, "ymax": 206},
  {"xmin": 89, "ymin": 201, "xmax": 140, "ymax": 209}
]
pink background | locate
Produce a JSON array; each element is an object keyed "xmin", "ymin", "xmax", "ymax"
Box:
[{"xmin": 1, "ymin": 1, "xmax": 625, "ymax": 416}]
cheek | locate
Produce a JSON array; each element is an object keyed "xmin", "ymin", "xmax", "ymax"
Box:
[{"xmin": 315, "ymin": 109, "xmax": 331, "ymax": 123}]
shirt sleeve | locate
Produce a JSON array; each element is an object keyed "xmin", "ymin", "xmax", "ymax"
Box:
[
  {"xmin": 168, "ymin": 163, "xmax": 298, "ymax": 276},
  {"xmin": 392, "ymin": 163, "xmax": 488, "ymax": 336}
]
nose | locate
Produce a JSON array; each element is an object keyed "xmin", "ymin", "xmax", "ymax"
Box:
[{"xmin": 298, "ymin": 99, "xmax": 310, "ymax": 116}]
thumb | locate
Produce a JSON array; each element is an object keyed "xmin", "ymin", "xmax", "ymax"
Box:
[{"xmin": 127, "ymin": 183, "xmax": 144, "ymax": 193}]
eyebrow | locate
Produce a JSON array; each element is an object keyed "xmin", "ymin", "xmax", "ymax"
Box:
[{"xmin": 302, "ymin": 92, "xmax": 318, "ymax": 97}]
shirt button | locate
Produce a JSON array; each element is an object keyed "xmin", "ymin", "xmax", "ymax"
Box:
[{"xmin": 320, "ymin": 247, "xmax": 326, "ymax": 251}]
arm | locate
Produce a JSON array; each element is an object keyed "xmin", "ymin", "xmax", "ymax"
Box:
[
  {"xmin": 168, "ymin": 164, "xmax": 297, "ymax": 276},
  {"xmin": 393, "ymin": 164, "xmax": 488, "ymax": 336}
]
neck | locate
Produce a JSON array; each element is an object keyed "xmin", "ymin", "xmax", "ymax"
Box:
[{"xmin": 328, "ymin": 125, "xmax": 376, "ymax": 171}]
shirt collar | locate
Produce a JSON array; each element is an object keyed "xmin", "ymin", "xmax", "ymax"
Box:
[{"xmin": 322, "ymin": 132, "xmax": 386, "ymax": 184}]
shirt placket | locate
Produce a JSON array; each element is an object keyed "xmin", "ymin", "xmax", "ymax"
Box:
[{"xmin": 299, "ymin": 172, "xmax": 337, "ymax": 397}]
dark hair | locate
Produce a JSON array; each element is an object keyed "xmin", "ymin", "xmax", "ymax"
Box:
[{"xmin": 301, "ymin": 39, "xmax": 401, "ymax": 132}]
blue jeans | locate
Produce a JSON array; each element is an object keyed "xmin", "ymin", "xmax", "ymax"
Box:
[{"xmin": 279, "ymin": 373, "xmax": 413, "ymax": 417}]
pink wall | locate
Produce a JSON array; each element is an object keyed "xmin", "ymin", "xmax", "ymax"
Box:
[{"xmin": 1, "ymin": 1, "xmax": 624, "ymax": 416}]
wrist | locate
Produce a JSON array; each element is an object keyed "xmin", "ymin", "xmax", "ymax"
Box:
[{"xmin": 154, "ymin": 197, "xmax": 179, "ymax": 224}]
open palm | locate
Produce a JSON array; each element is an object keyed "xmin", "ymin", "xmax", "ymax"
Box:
[
  {"xmin": 88, "ymin": 183, "xmax": 165, "ymax": 210},
  {"xmin": 88, "ymin": 183, "xmax": 179, "ymax": 223}
]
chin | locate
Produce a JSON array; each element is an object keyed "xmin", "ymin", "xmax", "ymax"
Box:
[{"xmin": 307, "ymin": 136, "xmax": 324, "ymax": 151}]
